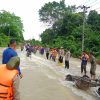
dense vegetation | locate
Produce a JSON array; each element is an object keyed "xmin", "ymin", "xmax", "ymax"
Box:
[
  {"xmin": 39, "ymin": 0, "xmax": 100, "ymax": 58},
  {"xmin": 0, "ymin": 10, "xmax": 24, "ymax": 46},
  {"xmin": 25, "ymin": 39, "xmax": 42, "ymax": 46}
]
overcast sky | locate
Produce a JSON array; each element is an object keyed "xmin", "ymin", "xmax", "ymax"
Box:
[{"xmin": 0, "ymin": 0, "xmax": 100, "ymax": 40}]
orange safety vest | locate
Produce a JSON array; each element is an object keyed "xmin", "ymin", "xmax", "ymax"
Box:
[{"xmin": 0, "ymin": 64, "xmax": 18, "ymax": 100}]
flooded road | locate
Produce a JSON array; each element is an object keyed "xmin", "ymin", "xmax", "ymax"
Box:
[
  {"xmin": 19, "ymin": 50, "xmax": 83, "ymax": 100},
  {"xmin": 18, "ymin": 49, "xmax": 100, "ymax": 100},
  {"xmin": 0, "ymin": 48, "xmax": 100, "ymax": 100}
]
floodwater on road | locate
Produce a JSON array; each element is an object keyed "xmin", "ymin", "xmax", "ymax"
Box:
[
  {"xmin": 18, "ymin": 49, "xmax": 100, "ymax": 100},
  {"xmin": 0, "ymin": 48, "xmax": 100, "ymax": 100}
]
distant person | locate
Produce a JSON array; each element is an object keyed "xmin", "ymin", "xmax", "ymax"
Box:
[
  {"xmin": 0, "ymin": 56, "xmax": 20, "ymax": 100},
  {"xmin": 65, "ymin": 49, "xmax": 71, "ymax": 69},
  {"xmin": 40, "ymin": 47, "xmax": 44, "ymax": 55},
  {"xmin": 52, "ymin": 49, "xmax": 58, "ymax": 62},
  {"xmin": 2, "ymin": 39, "xmax": 23, "ymax": 78},
  {"xmin": 26, "ymin": 45, "xmax": 33, "ymax": 57},
  {"xmin": 49, "ymin": 48, "xmax": 53, "ymax": 59},
  {"xmin": 80, "ymin": 51, "xmax": 89, "ymax": 75},
  {"xmin": 58, "ymin": 47, "xmax": 64, "ymax": 63},
  {"xmin": 89, "ymin": 52, "xmax": 96, "ymax": 80},
  {"xmin": 45, "ymin": 47, "xmax": 49, "ymax": 59}
]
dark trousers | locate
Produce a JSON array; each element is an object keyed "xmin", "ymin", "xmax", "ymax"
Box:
[
  {"xmin": 81, "ymin": 65, "xmax": 87, "ymax": 75},
  {"xmin": 59, "ymin": 56, "xmax": 63, "ymax": 63},
  {"xmin": 52, "ymin": 56, "xmax": 56, "ymax": 62},
  {"xmin": 65, "ymin": 60, "xmax": 69, "ymax": 69},
  {"xmin": 46, "ymin": 53, "xmax": 49, "ymax": 59}
]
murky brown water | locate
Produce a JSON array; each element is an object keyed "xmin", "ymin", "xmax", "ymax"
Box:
[
  {"xmin": 0, "ymin": 48, "xmax": 100, "ymax": 100},
  {"xmin": 18, "ymin": 49, "xmax": 100, "ymax": 100}
]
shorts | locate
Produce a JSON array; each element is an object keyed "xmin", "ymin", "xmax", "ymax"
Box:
[
  {"xmin": 81, "ymin": 65, "xmax": 87, "ymax": 74},
  {"xmin": 90, "ymin": 70, "xmax": 95, "ymax": 75},
  {"xmin": 90, "ymin": 65, "xmax": 96, "ymax": 75}
]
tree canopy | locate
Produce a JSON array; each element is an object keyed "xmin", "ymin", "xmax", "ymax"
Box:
[
  {"xmin": 0, "ymin": 10, "xmax": 24, "ymax": 46},
  {"xmin": 39, "ymin": 0, "xmax": 100, "ymax": 58}
]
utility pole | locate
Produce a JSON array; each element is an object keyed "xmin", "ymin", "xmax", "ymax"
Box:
[{"xmin": 77, "ymin": 5, "xmax": 90, "ymax": 51}]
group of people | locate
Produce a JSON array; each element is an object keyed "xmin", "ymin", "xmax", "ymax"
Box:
[
  {"xmin": 45, "ymin": 47, "xmax": 71, "ymax": 69},
  {"xmin": 22, "ymin": 44, "xmax": 71, "ymax": 70},
  {"xmin": 0, "ymin": 39, "xmax": 98, "ymax": 100},
  {"xmin": 22, "ymin": 43, "xmax": 45, "ymax": 57},
  {"xmin": 23, "ymin": 44, "xmax": 96, "ymax": 81},
  {"xmin": 21, "ymin": 43, "xmax": 97, "ymax": 83},
  {"xmin": 41, "ymin": 47, "xmax": 97, "ymax": 81},
  {"xmin": 46, "ymin": 48, "xmax": 97, "ymax": 81},
  {"xmin": 80, "ymin": 51, "xmax": 97, "ymax": 80}
]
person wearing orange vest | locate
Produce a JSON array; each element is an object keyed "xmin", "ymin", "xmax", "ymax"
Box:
[{"xmin": 0, "ymin": 56, "xmax": 20, "ymax": 100}]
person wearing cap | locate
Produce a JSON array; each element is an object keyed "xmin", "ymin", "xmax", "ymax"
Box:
[
  {"xmin": 0, "ymin": 56, "xmax": 20, "ymax": 100},
  {"xmin": 2, "ymin": 39, "xmax": 23, "ymax": 78}
]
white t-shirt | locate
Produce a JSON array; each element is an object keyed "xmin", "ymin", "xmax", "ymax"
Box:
[{"xmin": 65, "ymin": 51, "xmax": 71, "ymax": 61}]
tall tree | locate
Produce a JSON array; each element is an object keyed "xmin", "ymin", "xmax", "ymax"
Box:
[
  {"xmin": 87, "ymin": 10, "xmax": 100, "ymax": 32},
  {"xmin": 39, "ymin": 0, "xmax": 67, "ymax": 25},
  {"xmin": 0, "ymin": 10, "xmax": 24, "ymax": 42}
]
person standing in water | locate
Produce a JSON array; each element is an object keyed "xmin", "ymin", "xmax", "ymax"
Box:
[
  {"xmin": 80, "ymin": 51, "xmax": 89, "ymax": 75},
  {"xmin": 2, "ymin": 39, "xmax": 23, "ymax": 78},
  {"xmin": 65, "ymin": 48, "xmax": 71, "ymax": 69},
  {"xmin": 45, "ymin": 47, "xmax": 49, "ymax": 59},
  {"xmin": 58, "ymin": 47, "xmax": 64, "ymax": 63},
  {"xmin": 89, "ymin": 52, "xmax": 96, "ymax": 80}
]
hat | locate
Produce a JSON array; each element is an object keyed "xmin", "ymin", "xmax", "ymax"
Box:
[{"xmin": 7, "ymin": 56, "xmax": 20, "ymax": 70}]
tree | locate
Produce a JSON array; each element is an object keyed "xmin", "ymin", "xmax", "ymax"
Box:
[
  {"xmin": 39, "ymin": 0, "xmax": 67, "ymax": 25},
  {"xmin": 0, "ymin": 10, "xmax": 24, "ymax": 44},
  {"xmin": 39, "ymin": 1, "xmax": 100, "ymax": 58},
  {"xmin": 40, "ymin": 28, "xmax": 56, "ymax": 45},
  {"xmin": 87, "ymin": 10, "xmax": 100, "ymax": 32}
]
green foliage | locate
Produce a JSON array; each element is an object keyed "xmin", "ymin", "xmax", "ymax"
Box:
[
  {"xmin": 39, "ymin": 0, "xmax": 75, "ymax": 25},
  {"xmin": 40, "ymin": 29, "xmax": 56, "ymax": 45},
  {"xmin": 87, "ymin": 10, "xmax": 100, "ymax": 32},
  {"xmin": 25, "ymin": 39, "xmax": 42, "ymax": 46},
  {"xmin": 0, "ymin": 10, "xmax": 24, "ymax": 46},
  {"xmin": 39, "ymin": 1, "xmax": 100, "ymax": 58},
  {"xmin": 0, "ymin": 33, "xmax": 10, "ymax": 46}
]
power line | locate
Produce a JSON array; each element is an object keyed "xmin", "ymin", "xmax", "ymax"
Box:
[
  {"xmin": 94, "ymin": 8, "xmax": 100, "ymax": 13},
  {"xmin": 85, "ymin": 0, "xmax": 100, "ymax": 14},
  {"xmin": 83, "ymin": 0, "xmax": 89, "ymax": 5},
  {"xmin": 94, "ymin": 7, "xmax": 100, "ymax": 10},
  {"xmin": 86, "ymin": 7, "xmax": 100, "ymax": 14},
  {"xmin": 85, "ymin": 0, "xmax": 98, "ymax": 6},
  {"xmin": 96, "ymin": 9, "xmax": 100, "ymax": 12},
  {"xmin": 89, "ymin": 2, "xmax": 100, "ymax": 13},
  {"xmin": 89, "ymin": 0, "xmax": 100, "ymax": 7}
]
